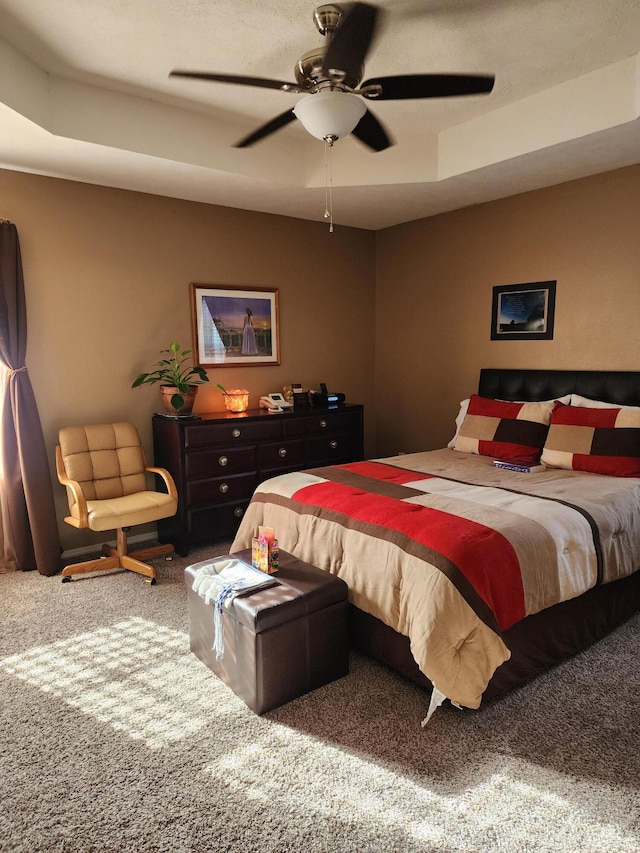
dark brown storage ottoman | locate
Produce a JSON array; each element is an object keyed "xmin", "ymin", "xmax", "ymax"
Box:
[{"xmin": 185, "ymin": 549, "xmax": 349, "ymax": 714}]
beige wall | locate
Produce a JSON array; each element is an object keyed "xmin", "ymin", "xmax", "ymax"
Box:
[
  {"xmin": 374, "ymin": 165, "xmax": 640, "ymax": 457},
  {"xmin": 0, "ymin": 168, "xmax": 376, "ymax": 552},
  {"xmin": 4, "ymin": 161, "xmax": 640, "ymax": 555}
]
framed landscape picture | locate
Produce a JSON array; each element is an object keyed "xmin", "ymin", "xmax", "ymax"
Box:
[
  {"xmin": 191, "ymin": 284, "xmax": 280, "ymax": 367},
  {"xmin": 491, "ymin": 281, "xmax": 556, "ymax": 341}
]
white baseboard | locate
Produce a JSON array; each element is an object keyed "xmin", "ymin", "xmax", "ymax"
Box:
[{"xmin": 61, "ymin": 531, "xmax": 155, "ymax": 561}]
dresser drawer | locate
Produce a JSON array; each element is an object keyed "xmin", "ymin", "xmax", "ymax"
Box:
[
  {"xmin": 186, "ymin": 446, "xmax": 256, "ymax": 478},
  {"xmin": 258, "ymin": 438, "xmax": 305, "ymax": 470},
  {"xmin": 306, "ymin": 431, "xmax": 361, "ymax": 464},
  {"xmin": 189, "ymin": 502, "xmax": 250, "ymax": 538},
  {"xmin": 184, "ymin": 419, "xmax": 281, "ymax": 448},
  {"xmin": 282, "ymin": 417, "xmax": 309, "ymax": 438},
  {"xmin": 302, "ymin": 410, "xmax": 362, "ymax": 435},
  {"xmin": 187, "ymin": 472, "xmax": 258, "ymax": 507},
  {"xmin": 153, "ymin": 404, "xmax": 363, "ymax": 555}
]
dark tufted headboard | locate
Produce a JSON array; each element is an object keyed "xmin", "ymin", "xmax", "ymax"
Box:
[{"xmin": 479, "ymin": 368, "xmax": 640, "ymax": 407}]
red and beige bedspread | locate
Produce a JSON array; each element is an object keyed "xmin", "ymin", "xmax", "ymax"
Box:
[{"xmin": 231, "ymin": 448, "xmax": 640, "ymax": 708}]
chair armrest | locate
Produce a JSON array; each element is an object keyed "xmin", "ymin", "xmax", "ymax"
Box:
[
  {"xmin": 146, "ymin": 466, "xmax": 178, "ymax": 502},
  {"xmin": 55, "ymin": 445, "xmax": 89, "ymax": 527}
]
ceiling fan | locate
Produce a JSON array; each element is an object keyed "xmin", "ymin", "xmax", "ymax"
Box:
[{"xmin": 170, "ymin": 2, "xmax": 495, "ymax": 152}]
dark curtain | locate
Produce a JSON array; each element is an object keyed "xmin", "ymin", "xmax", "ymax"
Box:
[{"xmin": 0, "ymin": 220, "xmax": 61, "ymax": 575}]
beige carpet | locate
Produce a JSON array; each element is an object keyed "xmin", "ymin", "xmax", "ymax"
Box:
[{"xmin": 0, "ymin": 543, "xmax": 638, "ymax": 853}]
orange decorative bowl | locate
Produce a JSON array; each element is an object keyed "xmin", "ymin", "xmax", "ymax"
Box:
[{"xmin": 223, "ymin": 390, "xmax": 249, "ymax": 413}]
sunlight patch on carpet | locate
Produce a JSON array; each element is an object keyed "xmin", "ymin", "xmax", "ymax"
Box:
[
  {"xmin": 0, "ymin": 617, "xmax": 223, "ymax": 749},
  {"xmin": 203, "ymin": 731, "xmax": 637, "ymax": 850}
]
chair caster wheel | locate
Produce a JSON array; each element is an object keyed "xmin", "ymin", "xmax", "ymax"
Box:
[
  {"xmin": 145, "ymin": 577, "xmax": 157, "ymax": 585},
  {"xmin": 61, "ymin": 576, "xmax": 72, "ymax": 583}
]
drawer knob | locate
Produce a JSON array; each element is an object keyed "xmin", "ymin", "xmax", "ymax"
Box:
[
  {"xmin": 279, "ymin": 447, "xmax": 287, "ymax": 458},
  {"xmin": 218, "ymin": 455, "xmax": 228, "ymax": 467},
  {"xmin": 233, "ymin": 506, "xmax": 244, "ymax": 518},
  {"xmin": 320, "ymin": 419, "xmax": 327, "ymax": 428},
  {"xmin": 219, "ymin": 483, "xmax": 229, "ymax": 494},
  {"xmin": 330, "ymin": 440, "xmax": 338, "ymax": 450},
  {"xmin": 232, "ymin": 428, "xmax": 241, "ymax": 438}
]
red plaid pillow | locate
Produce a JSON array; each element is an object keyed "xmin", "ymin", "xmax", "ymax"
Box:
[
  {"xmin": 454, "ymin": 394, "xmax": 555, "ymax": 462},
  {"xmin": 541, "ymin": 402, "xmax": 640, "ymax": 476}
]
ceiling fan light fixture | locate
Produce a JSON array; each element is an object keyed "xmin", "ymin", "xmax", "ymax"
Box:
[
  {"xmin": 293, "ymin": 91, "xmax": 366, "ymax": 142},
  {"xmin": 170, "ymin": 3, "xmax": 495, "ymax": 153}
]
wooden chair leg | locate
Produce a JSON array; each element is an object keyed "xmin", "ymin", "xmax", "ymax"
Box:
[
  {"xmin": 102, "ymin": 527, "xmax": 129, "ymax": 560},
  {"xmin": 129, "ymin": 542, "xmax": 175, "ymax": 562},
  {"xmin": 61, "ymin": 555, "xmax": 121, "ymax": 581},
  {"xmin": 121, "ymin": 554, "xmax": 157, "ymax": 582},
  {"xmin": 64, "ymin": 528, "xmax": 170, "ymax": 584}
]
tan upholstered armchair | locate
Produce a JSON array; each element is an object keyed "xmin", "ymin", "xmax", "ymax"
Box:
[{"xmin": 56, "ymin": 422, "xmax": 178, "ymax": 583}]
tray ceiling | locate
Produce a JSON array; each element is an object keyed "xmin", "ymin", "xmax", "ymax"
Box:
[{"xmin": 0, "ymin": 0, "xmax": 639, "ymax": 229}]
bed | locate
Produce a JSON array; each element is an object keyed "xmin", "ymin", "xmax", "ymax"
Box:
[{"xmin": 230, "ymin": 369, "xmax": 640, "ymax": 710}]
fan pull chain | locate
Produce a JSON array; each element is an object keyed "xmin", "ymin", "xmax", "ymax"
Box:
[{"xmin": 323, "ymin": 139, "xmax": 334, "ymax": 233}]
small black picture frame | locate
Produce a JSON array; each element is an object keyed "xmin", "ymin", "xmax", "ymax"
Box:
[{"xmin": 491, "ymin": 281, "xmax": 556, "ymax": 341}]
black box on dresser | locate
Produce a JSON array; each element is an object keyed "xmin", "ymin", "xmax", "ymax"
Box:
[{"xmin": 152, "ymin": 404, "xmax": 364, "ymax": 556}]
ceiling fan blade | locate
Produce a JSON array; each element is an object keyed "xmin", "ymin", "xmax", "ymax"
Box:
[
  {"xmin": 234, "ymin": 110, "xmax": 297, "ymax": 148},
  {"xmin": 322, "ymin": 2, "xmax": 379, "ymax": 82},
  {"xmin": 170, "ymin": 70, "xmax": 303, "ymax": 94},
  {"xmin": 360, "ymin": 73, "xmax": 495, "ymax": 100},
  {"xmin": 351, "ymin": 108, "xmax": 394, "ymax": 152}
]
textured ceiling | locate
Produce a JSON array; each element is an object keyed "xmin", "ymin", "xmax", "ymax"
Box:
[{"xmin": 0, "ymin": 0, "xmax": 639, "ymax": 229}]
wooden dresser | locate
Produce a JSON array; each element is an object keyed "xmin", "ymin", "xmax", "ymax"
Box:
[{"xmin": 152, "ymin": 404, "xmax": 364, "ymax": 555}]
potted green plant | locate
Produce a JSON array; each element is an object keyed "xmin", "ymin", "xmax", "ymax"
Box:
[{"xmin": 132, "ymin": 342, "xmax": 209, "ymax": 413}]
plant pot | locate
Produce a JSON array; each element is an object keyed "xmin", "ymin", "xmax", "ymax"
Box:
[{"xmin": 160, "ymin": 385, "xmax": 198, "ymax": 414}]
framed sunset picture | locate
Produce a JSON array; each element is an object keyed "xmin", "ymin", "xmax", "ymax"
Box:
[{"xmin": 191, "ymin": 284, "xmax": 280, "ymax": 367}]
